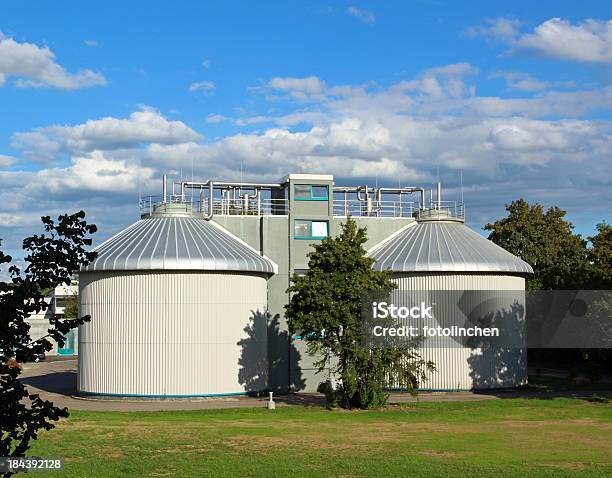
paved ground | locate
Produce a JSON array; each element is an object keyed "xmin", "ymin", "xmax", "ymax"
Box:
[{"xmin": 19, "ymin": 358, "xmax": 612, "ymax": 412}]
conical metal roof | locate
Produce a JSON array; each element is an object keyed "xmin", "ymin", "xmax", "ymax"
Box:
[
  {"xmin": 370, "ymin": 221, "xmax": 533, "ymax": 274},
  {"xmin": 82, "ymin": 216, "xmax": 276, "ymax": 274}
]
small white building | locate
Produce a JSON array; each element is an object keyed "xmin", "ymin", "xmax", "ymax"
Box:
[{"xmin": 26, "ymin": 279, "xmax": 79, "ymax": 357}]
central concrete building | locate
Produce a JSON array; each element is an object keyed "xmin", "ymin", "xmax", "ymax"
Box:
[{"xmin": 78, "ymin": 173, "xmax": 532, "ymax": 397}]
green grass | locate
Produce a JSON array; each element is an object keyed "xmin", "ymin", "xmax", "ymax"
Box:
[{"xmin": 29, "ymin": 398, "xmax": 612, "ymax": 477}]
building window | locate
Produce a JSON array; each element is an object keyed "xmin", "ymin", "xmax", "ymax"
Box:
[
  {"xmin": 294, "ymin": 185, "xmax": 329, "ymax": 201},
  {"xmin": 294, "ymin": 220, "xmax": 329, "ymax": 239}
]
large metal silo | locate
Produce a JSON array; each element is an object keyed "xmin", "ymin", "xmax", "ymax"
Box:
[
  {"xmin": 78, "ymin": 205, "xmax": 276, "ymax": 397},
  {"xmin": 370, "ymin": 211, "xmax": 533, "ymax": 390}
]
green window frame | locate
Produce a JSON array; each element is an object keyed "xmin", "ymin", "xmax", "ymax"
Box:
[
  {"xmin": 294, "ymin": 184, "xmax": 329, "ymax": 201},
  {"xmin": 294, "ymin": 220, "xmax": 329, "ymax": 240}
]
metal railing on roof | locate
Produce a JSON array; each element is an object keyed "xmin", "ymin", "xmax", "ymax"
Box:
[
  {"xmin": 332, "ymin": 199, "xmax": 419, "ymax": 217},
  {"xmin": 140, "ymin": 195, "xmax": 464, "ymax": 220},
  {"xmin": 140, "ymin": 195, "xmax": 289, "ymax": 217}
]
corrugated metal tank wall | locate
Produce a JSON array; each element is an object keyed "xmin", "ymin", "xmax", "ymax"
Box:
[
  {"xmin": 78, "ymin": 271, "xmax": 268, "ymax": 397},
  {"xmin": 391, "ymin": 273, "xmax": 527, "ymax": 390}
]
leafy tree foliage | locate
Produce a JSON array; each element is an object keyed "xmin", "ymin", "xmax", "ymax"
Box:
[
  {"xmin": 587, "ymin": 223, "xmax": 612, "ymax": 289},
  {"xmin": 285, "ymin": 218, "xmax": 434, "ymax": 409},
  {"xmin": 486, "ymin": 201, "xmax": 611, "ymax": 379},
  {"xmin": 484, "ymin": 199, "xmax": 589, "ymax": 290},
  {"xmin": 0, "ymin": 212, "xmax": 96, "ymax": 466},
  {"xmin": 62, "ymin": 293, "xmax": 79, "ymax": 319}
]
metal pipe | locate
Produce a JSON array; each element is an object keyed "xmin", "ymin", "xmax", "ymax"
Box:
[
  {"xmin": 204, "ymin": 181, "xmax": 214, "ymax": 220},
  {"xmin": 356, "ymin": 185, "xmax": 369, "ymax": 202},
  {"xmin": 162, "ymin": 174, "xmax": 167, "ymax": 204},
  {"xmin": 366, "ymin": 196, "xmax": 373, "ymax": 216},
  {"xmin": 179, "ymin": 179, "xmax": 281, "ymax": 221},
  {"xmin": 437, "ymin": 182, "xmax": 442, "ymax": 210},
  {"xmin": 374, "ymin": 187, "xmax": 426, "ymax": 211},
  {"xmin": 181, "ymin": 180, "xmax": 281, "ymax": 198}
]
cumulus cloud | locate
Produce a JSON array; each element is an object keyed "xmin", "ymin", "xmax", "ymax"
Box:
[
  {"xmin": 0, "ymin": 34, "xmax": 107, "ymax": 89},
  {"xmin": 264, "ymin": 76, "xmax": 329, "ymax": 102},
  {"xmin": 0, "ymin": 212, "xmax": 41, "ymax": 227},
  {"xmin": 1, "ymin": 65, "xmax": 610, "ymax": 256},
  {"xmin": 515, "ymin": 18, "xmax": 612, "ymax": 64},
  {"xmin": 465, "ymin": 17, "xmax": 522, "ymax": 40},
  {"xmin": 0, "ymin": 155, "xmax": 15, "ymax": 167},
  {"xmin": 469, "ymin": 17, "xmax": 612, "ymax": 64},
  {"xmin": 11, "ymin": 108, "xmax": 202, "ymax": 162},
  {"xmin": 400, "ymin": 62, "xmax": 478, "ymax": 98},
  {"xmin": 269, "ymin": 76, "xmax": 326, "ymax": 93},
  {"xmin": 489, "ymin": 71, "xmax": 574, "ymax": 91},
  {"xmin": 346, "ymin": 6, "xmax": 376, "ymax": 25},
  {"xmin": 34, "ymin": 151, "xmax": 156, "ymax": 194},
  {"xmin": 188, "ymin": 80, "xmax": 215, "ymax": 92},
  {"xmin": 205, "ymin": 114, "xmax": 229, "ymax": 123}
]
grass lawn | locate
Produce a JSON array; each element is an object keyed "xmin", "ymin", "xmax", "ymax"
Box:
[{"xmin": 29, "ymin": 398, "xmax": 612, "ymax": 477}]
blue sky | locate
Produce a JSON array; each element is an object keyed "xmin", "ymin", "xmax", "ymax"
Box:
[{"xmin": 0, "ymin": 1, "xmax": 611, "ymax": 259}]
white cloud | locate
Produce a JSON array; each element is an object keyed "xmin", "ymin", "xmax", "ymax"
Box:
[
  {"xmin": 10, "ymin": 132, "xmax": 62, "ymax": 163},
  {"xmin": 84, "ymin": 39, "xmax": 99, "ymax": 47},
  {"xmin": 516, "ymin": 18, "xmax": 612, "ymax": 64},
  {"xmin": 269, "ymin": 76, "xmax": 326, "ymax": 94},
  {"xmin": 465, "ymin": 17, "xmax": 522, "ymax": 40},
  {"xmin": 34, "ymin": 151, "xmax": 156, "ymax": 194},
  {"xmin": 469, "ymin": 17, "xmax": 612, "ymax": 64},
  {"xmin": 205, "ymin": 114, "xmax": 229, "ymax": 123},
  {"xmin": 202, "ymin": 59, "xmax": 211, "ymax": 69},
  {"xmin": 490, "ymin": 71, "xmax": 550, "ymax": 91},
  {"xmin": 0, "ymin": 34, "xmax": 107, "ymax": 89},
  {"xmin": 400, "ymin": 62, "xmax": 478, "ymax": 98},
  {"xmin": 11, "ymin": 108, "xmax": 202, "ymax": 162},
  {"xmin": 0, "ymin": 155, "xmax": 14, "ymax": 167},
  {"xmin": 188, "ymin": 80, "xmax": 215, "ymax": 92},
  {"xmin": 346, "ymin": 6, "xmax": 376, "ymax": 25},
  {"xmin": 1, "ymin": 66, "xmax": 610, "ymax": 257},
  {"xmin": 0, "ymin": 213, "xmax": 40, "ymax": 227}
]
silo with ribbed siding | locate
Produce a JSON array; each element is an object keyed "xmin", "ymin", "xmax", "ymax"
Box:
[
  {"xmin": 77, "ymin": 203, "xmax": 277, "ymax": 398},
  {"xmin": 369, "ymin": 210, "xmax": 533, "ymax": 390}
]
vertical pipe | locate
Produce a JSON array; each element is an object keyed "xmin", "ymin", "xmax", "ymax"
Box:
[
  {"xmin": 399, "ymin": 191, "xmax": 402, "ymax": 217},
  {"xmin": 162, "ymin": 174, "xmax": 167, "ymax": 204},
  {"xmin": 437, "ymin": 182, "xmax": 442, "ymax": 210},
  {"xmin": 207, "ymin": 181, "xmax": 214, "ymax": 219}
]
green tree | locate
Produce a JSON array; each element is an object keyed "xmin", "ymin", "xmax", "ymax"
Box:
[
  {"xmin": 484, "ymin": 199, "xmax": 589, "ymax": 290},
  {"xmin": 63, "ymin": 293, "xmax": 79, "ymax": 319},
  {"xmin": 285, "ymin": 218, "xmax": 434, "ymax": 409},
  {"xmin": 0, "ymin": 212, "xmax": 96, "ymax": 471},
  {"xmin": 587, "ymin": 223, "xmax": 612, "ymax": 289},
  {"xmin": 582, "ymin": 223, "xmax": 612, "ymax": 377}
]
